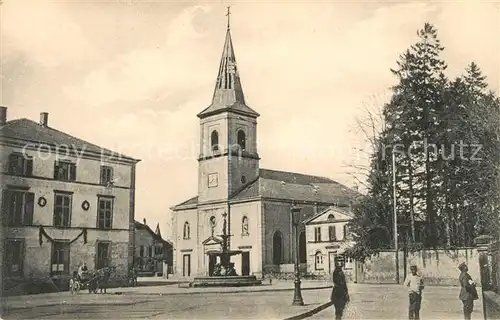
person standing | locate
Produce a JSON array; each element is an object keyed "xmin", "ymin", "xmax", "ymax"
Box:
[
  {"xmin": 458, "ymin": 262, "xmax": 479, "ymax": 320},
  {"xmin": 404, "ymin": 265, "xmax": 424, "ymax": 320},
  {"xmin": 330, "ymin": 264, "xmax": 350, "ymax": 320}
]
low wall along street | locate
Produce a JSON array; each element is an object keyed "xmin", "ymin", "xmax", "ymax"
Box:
[{"xmin": 359, "ymin": 248, "xmax": 480, "ymax": 285}]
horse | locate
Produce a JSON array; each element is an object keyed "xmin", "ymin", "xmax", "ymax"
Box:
[{"xmin": 95, "ymin": 265, "xmax": 117, "ymax": 294}]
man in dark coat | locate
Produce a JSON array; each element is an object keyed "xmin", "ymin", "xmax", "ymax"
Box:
[
  {"xmin": 331, "ymin": 264, "xmax": 349, "ymax": 320},
  {"xmin": 458, "ymin": 262, "xmax": 478, "ymax": 320}
]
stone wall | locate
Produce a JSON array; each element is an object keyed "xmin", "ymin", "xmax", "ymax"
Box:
[
  {"xmin": 359, "ymin": 248, "xmax": 479, "ymax": 286},
  {"xmin": 480, "ymin": 237, "xmax": 500, "ymax": 319}
]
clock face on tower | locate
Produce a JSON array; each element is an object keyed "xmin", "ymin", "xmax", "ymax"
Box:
[{"xmin": 208, "ymin": 173, "xmax": 219, "ymax": 188}]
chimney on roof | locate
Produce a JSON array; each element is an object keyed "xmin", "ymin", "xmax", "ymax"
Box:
[
  {"xmin": 143, "ymin": 218, "xmax": 146, "ymax": 225},
  {"xmin": 0, "ymin": 106, "xmax": 6, "ymax": 126},
  {"xmin": 40, "ymin": 112, "xmax": 48, "ymax": 127},
  {"xmin": 313, "ymin": 203, "xmax": 318, "ymax": 214}
]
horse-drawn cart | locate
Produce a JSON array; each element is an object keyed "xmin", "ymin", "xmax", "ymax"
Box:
[{"xmin": 69, "ymin": 266, "xmax": 116, "ymax": 294}]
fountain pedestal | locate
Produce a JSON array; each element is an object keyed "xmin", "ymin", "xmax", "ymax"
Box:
[
  {"xmin": 191, "ymin": 275, "xmax": 262, "ymax": 287},
  {"xmin": 191, "ymin": 212, "xmax": 262, "ymax": 288}
]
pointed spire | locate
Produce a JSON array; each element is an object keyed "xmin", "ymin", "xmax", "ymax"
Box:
[
  {"xmin": 155, "ymin": 223, "xmax": 162, "ymax": 238},
  {"xmin": 197, "ymin": 8, "xmax": 259, "ymax": 119}
]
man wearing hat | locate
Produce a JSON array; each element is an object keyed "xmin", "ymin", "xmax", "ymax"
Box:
[
  {"xmin": 404, "ymin": 264, "xmax": 424, "ymax": 320},
  {"xmin": 458, "ymin": 262, "xmax": 478, "ymax": 320}
]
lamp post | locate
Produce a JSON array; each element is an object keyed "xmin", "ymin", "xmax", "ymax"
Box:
[
  {"xmin": 291, "ymin": 204, "xmax": 304, "ymax": 306},
  {"xmin": 392, "ymin": 149, "xmax": 400, "ymax": 284}
]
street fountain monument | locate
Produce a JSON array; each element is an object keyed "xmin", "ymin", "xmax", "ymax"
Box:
[{"xmin": 191, "ymin": 212, "xmax": 262, "ymax": 287}]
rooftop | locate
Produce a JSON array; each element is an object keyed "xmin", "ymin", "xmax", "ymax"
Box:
[
  {"xmin": 172, "ymin": 168, "xmax": 360, "ymax": 210},
  {"xmin": 0, "ymin": 109, "xmax": 139, "ymax": 163}
]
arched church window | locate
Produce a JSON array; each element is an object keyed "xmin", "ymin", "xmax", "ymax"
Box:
[
  {"xmin": 315, "ymin": 251, "xmax": 324, "ymax": 270},
  {"xmin": 237, "ymin": 130, "xmax": 246, "ymax": 151},
  {"xmin": 183, "ymin": 222, "xmax": 190, "ymax": 239},
  {"xmin": 299, "ymin": 231, "xmax": 306, "ymax": 263},
  {"xmin": 211, "ymin": 130, "xmax": 219, "ymax": 152},
  {"xmin": 242, "ymin": 216, "xmax": 249, "ymax": 236},
  {"xmin": 272, "ymin": 231, "xmax": 283, "ymax": 265},
  {"xmin": 327, "ymin": 214, "xmax": 335, "ymax": 222}
]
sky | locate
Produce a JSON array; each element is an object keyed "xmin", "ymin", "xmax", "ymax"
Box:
[{"xmin": 1, "ymin": 0, "xmax": 499, "ymax": 240}]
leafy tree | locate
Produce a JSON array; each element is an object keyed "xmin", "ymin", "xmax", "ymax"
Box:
[{"xmin": 345, "ymin": 24, "xmax": 500, "ymax": 261}]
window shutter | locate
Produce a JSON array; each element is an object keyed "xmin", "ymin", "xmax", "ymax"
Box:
[
  {"xmin": 24, "ymin": 193, "xmax": 34, "ymax": 225},
  {"xmin": 69, "ymin": 164, "xmax": 76, "ymax": 181},
  {"xmin": 63, "ymin": 243, "xmax": 70, "ymax": 273},
  {"xmin": 8, "ymin": 154, "xmax": 18, "ymax": 174},
  {"xmin": 100, "ymin": 167, "xmax": 105, "ymax": 184},
  {"xmin": 26, "ymin": 158, "xmax": 33, "ymax": 177},
  {"xmin": 20, "ymin": 240, "xmax": 25, "ymax": 275},
  {"xmin": 2, "ymin": 190, "xmax": 12, "ymax": 223},
  {"xmin": 107, "ymin": 243, "xmax": 112, "ymax": 267},
  {"xmin": 53, "ymin": 161, "xmax": 59, "ymax": 179}
]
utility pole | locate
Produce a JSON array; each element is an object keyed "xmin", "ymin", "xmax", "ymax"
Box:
[{"xmin": 392, "ymin": 149, "xmax": 400, "ymax": 284}]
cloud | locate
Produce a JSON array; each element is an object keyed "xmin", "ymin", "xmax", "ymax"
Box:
[
  {"xmin": 1, "ymin": 0, "xmax": 99, "ymax": 68},
  {"xmin": 64, "ymin": 5, "xmax": 212, "ymax": 107}
]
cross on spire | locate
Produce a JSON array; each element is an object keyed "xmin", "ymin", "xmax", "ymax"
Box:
[
  {"xmin": 196, "ymin": 6, "xmax": 260, "ymax": 120},
  {"xmin": 226, "ymin": 6, "xmax": 231, "ymax": 30}
]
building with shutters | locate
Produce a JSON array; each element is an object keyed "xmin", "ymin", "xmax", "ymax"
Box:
[
  {"xmin": 303, "ymin": 207, "xmax": 357, "ymax": 281},
  {"xmin": 134, "ymin": 219, "xmax": 173, "ymax": 276},
  {"xmin": 0, "ymin": 107, "xmax": 140, "ymax": 292},
  {"xmin": 170, "ymin": 16, "xmax": 361, "ymax": 279}
]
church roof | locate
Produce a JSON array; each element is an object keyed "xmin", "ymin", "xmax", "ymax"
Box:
[
  {"xmin": 171, "ymin": 168, "xmax": 359, "ymax": 210},
  {"xmin": 232, "ymin": 169, "xmax": 358, "ymax": 204},
  {"xmin": 197, "ymin": 24, "xmax": 259, "ymax": 119},
  {"xmin": 1, "ymin": 118, "xmax": 139, "ymax": 163}
]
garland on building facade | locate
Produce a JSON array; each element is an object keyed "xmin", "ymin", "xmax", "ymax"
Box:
[{"xmin": 38, "ymin": 226, "xmax": 88, "ymax": 246}]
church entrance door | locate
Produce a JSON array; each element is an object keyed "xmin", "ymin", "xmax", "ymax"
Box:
[
  {"xmin": 241, "ymin": 252, "xmax": 250, "ymax": 276},
  {"xmin": 208, "ymin": 255, "xmax": 217, "ymax": 276},
  {"xmin": 183, "ymin": 254, "xmax": 191, "ymax": 277}
]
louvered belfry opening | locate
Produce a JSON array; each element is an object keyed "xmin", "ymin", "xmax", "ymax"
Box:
[{"xmin": 216, "ymin": 29, "xmax": 238, "ymax": 91}]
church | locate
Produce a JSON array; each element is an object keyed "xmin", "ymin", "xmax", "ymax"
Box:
[{"xmin": 170, "ymin": 14, "xmax": 360, "ymax": 279}]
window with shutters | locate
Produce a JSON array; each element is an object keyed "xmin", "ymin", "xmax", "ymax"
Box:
[
  {"xmin": 97, "ymin": 196, "xmax": 113, "ymax": 229},
  {"xmin": 96, "ymin": 241, "xmax": 111, "ymax": 269},
  {"xmin": 2, "ymin": 190, "xmax": 34, "ymax": 226},
  {"xmin": 4, "ymin": 239, "xmax": 25, "ymax": 277},
  {"xmin": 51, "ymin": 241, "xmax": 70, "ymax": 275},
  {"xmin": 343, "ymin": 225, "xmax": 348, "ymax": 240},
  {"xmin": 148, "ymin": 246, "xmax": 153, "ymax": 257},
  {"xmin": 139, "ymin": 245, "xmax": 144, "ymax": 257},
  {"xmin": 53, "ymin": 193, "xmax": 72, "ymax": 227},
  {"xmin": 8, "ymin": 153, "xmax": 33, "ymax": 177},
  {"xmin": 314, "ymin": 227, "xmax": 321, "ymax": 242},
  {"xmin": 53, "ymin": 161, "xmax": 76, "ymax": 182},
  {"xmin": 329, "ymin": 225, "xmax": 337, "ymax": 241},
  {"xmin": 100, "ymin": 166, "xmax": 113, "ymax": 185}
]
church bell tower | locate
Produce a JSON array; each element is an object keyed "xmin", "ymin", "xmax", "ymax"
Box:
[{"xmin": 197, "ymin": 9, "xmax": 260, "ymax": 204}]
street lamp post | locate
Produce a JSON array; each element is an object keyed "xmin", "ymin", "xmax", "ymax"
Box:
[
  {"xmin": 392, "ymin": 149, "xmax": 400, "ymax": 284},
  {"xmin": 291, "ymin": 204, "xmax": 304, "ymax": 306}
]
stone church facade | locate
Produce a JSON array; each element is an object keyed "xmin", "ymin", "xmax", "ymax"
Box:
[{"xmin": 170, "ymin": 20, "xmax": 359, "ymax": 279}]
